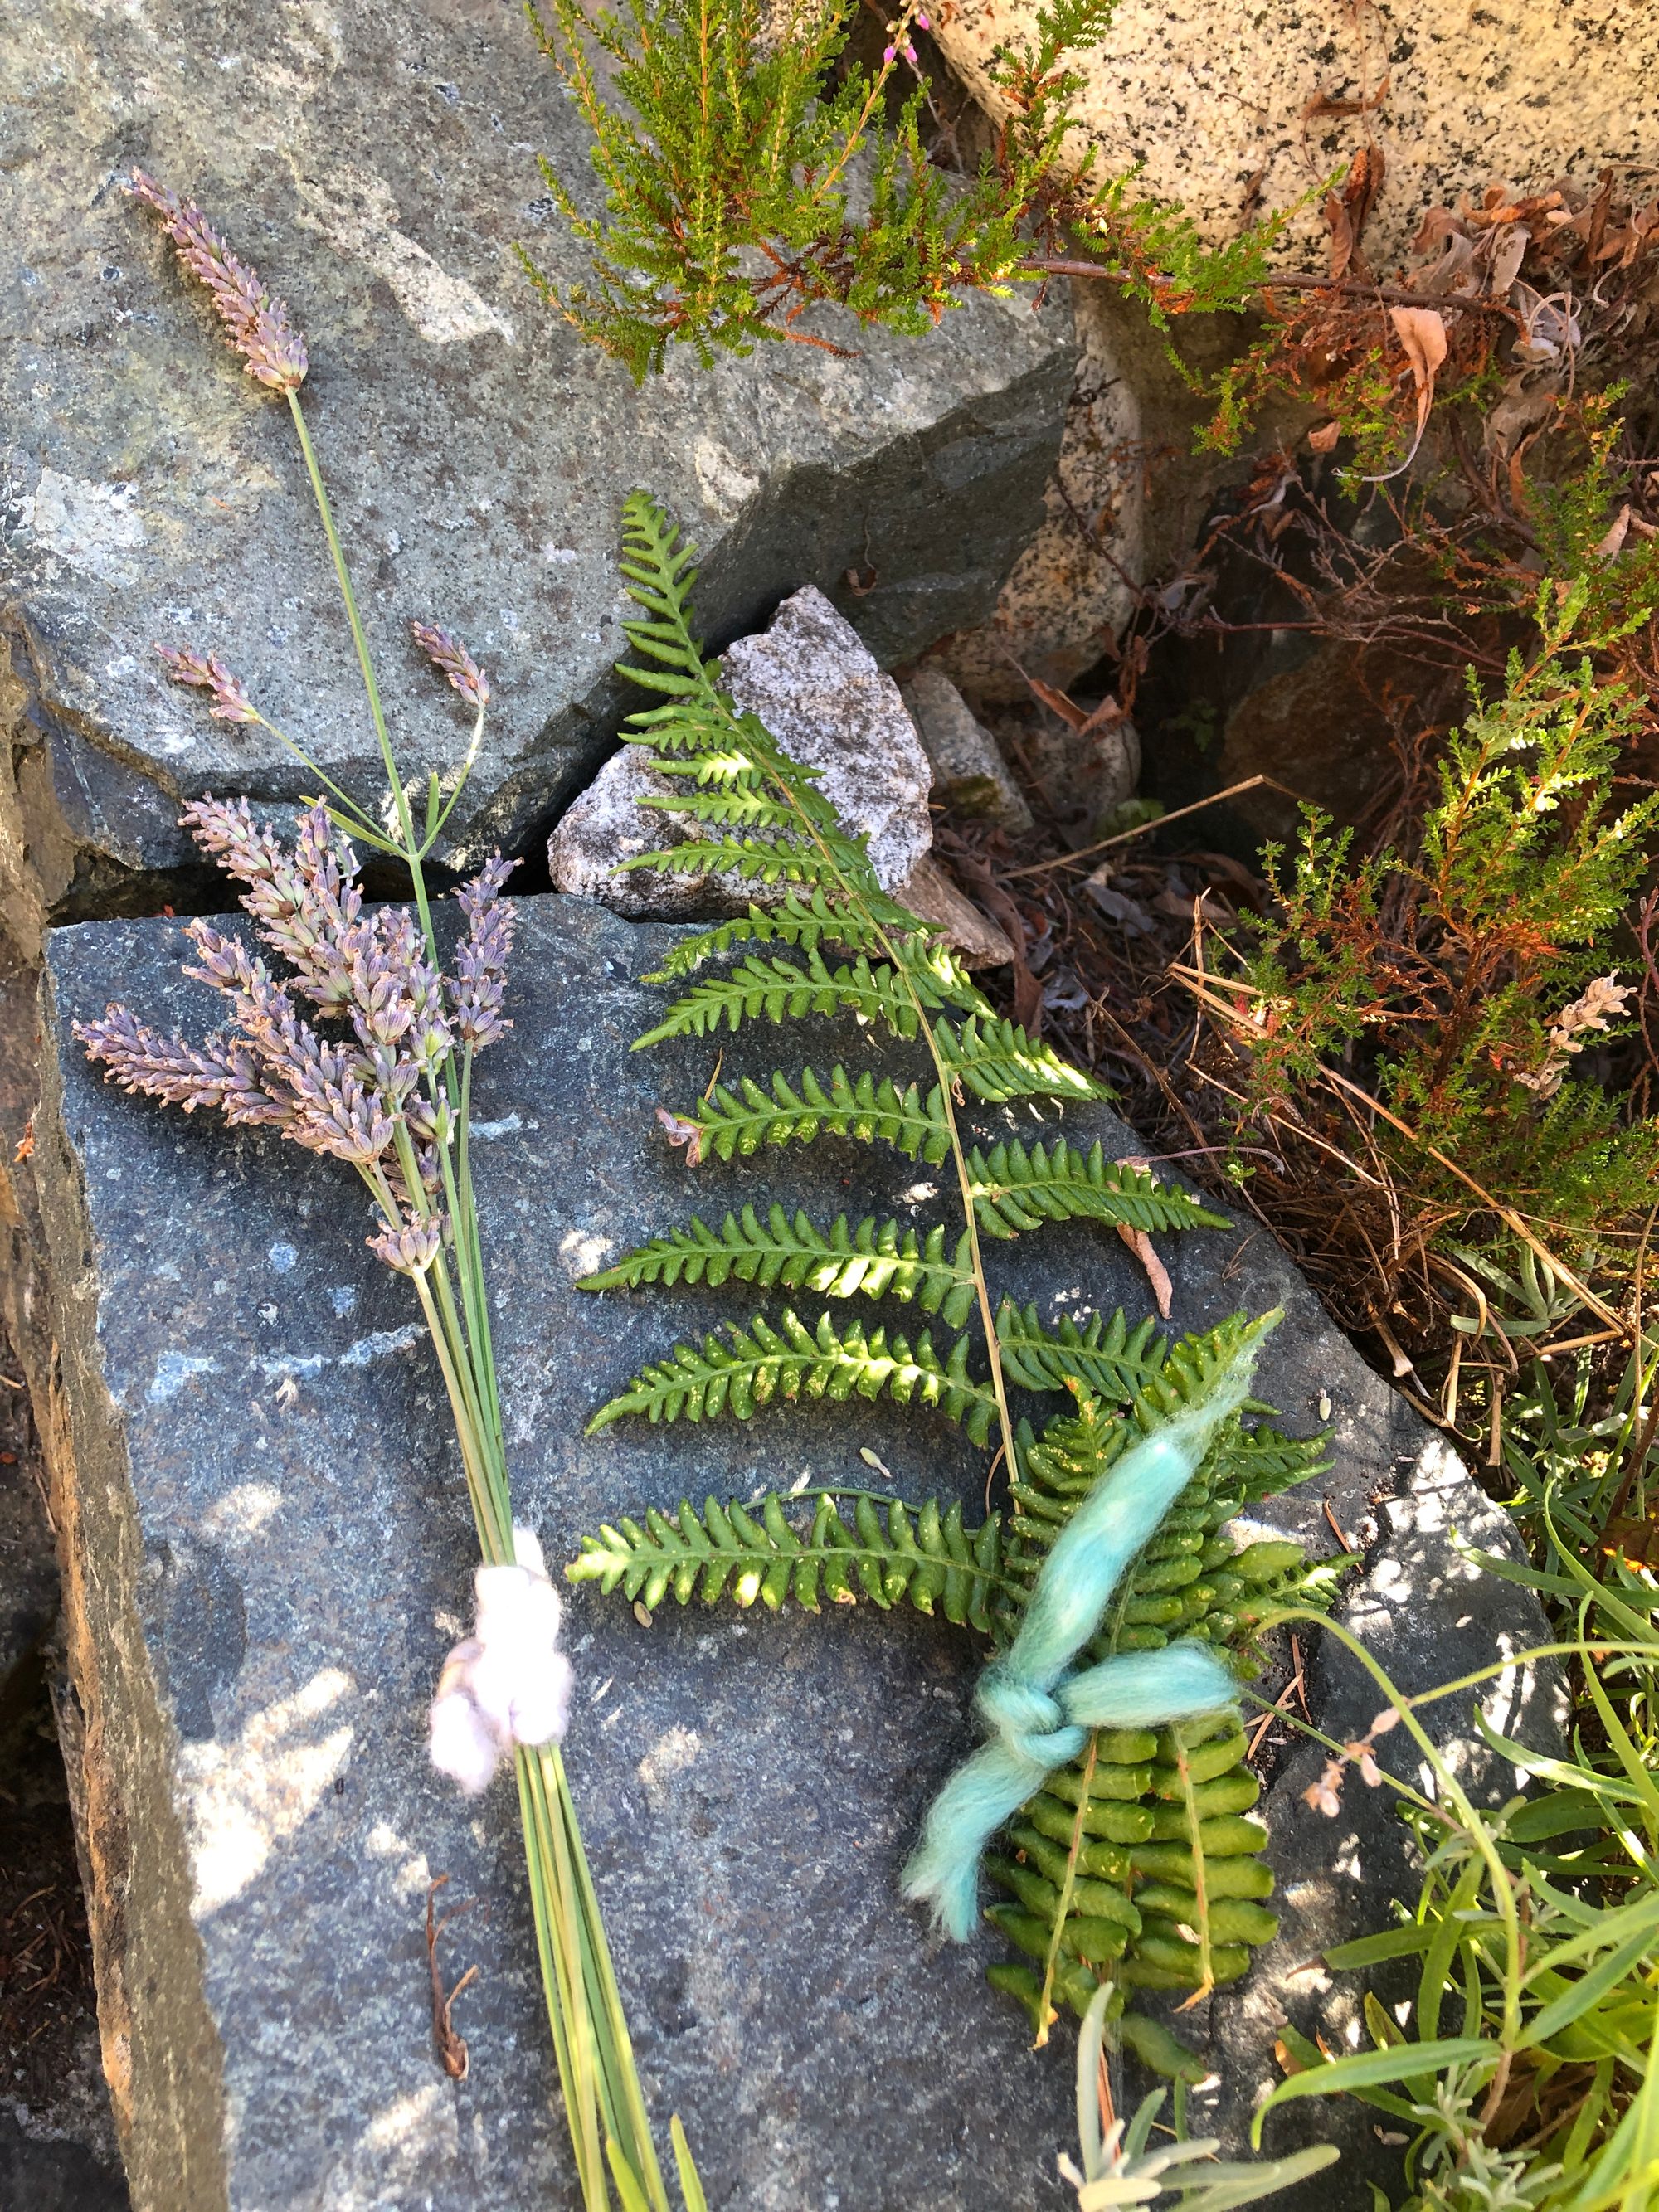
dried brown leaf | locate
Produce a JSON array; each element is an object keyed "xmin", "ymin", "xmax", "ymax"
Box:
[{"xmin": 1116, "ymin": 1222, "xmax": 1173, "ymax": 1317}]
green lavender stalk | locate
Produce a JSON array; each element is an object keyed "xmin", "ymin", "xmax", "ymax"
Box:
[{"xmin": 123, "ymin": 171, "xmax": 704, "ymax": 2212}]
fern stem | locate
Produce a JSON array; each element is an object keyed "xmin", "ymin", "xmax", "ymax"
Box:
[
  {"xmin": 1169, "ymin": 1721, "xmax": 1215, "ymax": 2010},
  {"xmin": 917, "ymin": 1035, "xmax": 1021, "ymax": 1479},
  {"xmin": 743, "ymin": 748, "xmax": 1022, "ymax": 1482},
  {"xmin": 1035, "ymin": 1726, "xmax": 1100, "ymax": 2047}
]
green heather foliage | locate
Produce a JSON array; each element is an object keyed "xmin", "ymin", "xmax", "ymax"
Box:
[
  {"xmin": 1219, "ymin": 579, "xmax": 1659, "ymax": 1256},
  {"xmin": 519, "ymin": 0, "xmax": 1291, "ymax": 379},
  {"xmin": 570, "ymin": 496, "xmax": 1345, "ymax": 2054}
]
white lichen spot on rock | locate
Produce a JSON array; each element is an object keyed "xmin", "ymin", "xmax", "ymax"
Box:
[
  {"xmin": 559, "ymin": 1228, "xmax": 615, "ymax": 1280},
  {"xmin": 637, "ymin": 1723, "xmax": 702, "ymax": 1809},
  {"xmin": 28, "ymin": 468, "xmax": 148, "ymax": 580},
  {"xmin": 201, "ymin": 1481, "xmax": 283, "ymax": 1545},
  {"xmin": 148, "ymin": 1349, "xmax": 218, "ymax": 1404},
  {"xmin": 293, "ymin": 165, "xmax": 513, "ymax": 344},
  {"xmin": 692, "ymin": 435, "xmax": 761, "ymax": 515},
  {"xmin": 179, "ymin": 1667, "xmax": 354, "ymax": 1918}
]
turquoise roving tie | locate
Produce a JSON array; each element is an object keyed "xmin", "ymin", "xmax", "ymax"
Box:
[{"xmin": 901, "ymin": 1316, "xmax": 1279, "ymax": 1942}]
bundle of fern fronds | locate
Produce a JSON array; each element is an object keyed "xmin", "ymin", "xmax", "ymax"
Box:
[{"xmin": 568, "ymin": 495, "xmax": 1345, "ymax": 2059}]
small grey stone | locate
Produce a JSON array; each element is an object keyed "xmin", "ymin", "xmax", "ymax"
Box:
[
  {"xmin": 889, "ymin": 854, "xmax": 1014, "ymax": 969},
  {"xmin": 548, "ymin": 586, "xmax": 932, "ymax": 916},
  {"xmin": 901, "ymin": 668, "xmax": 1033, "ymax": 830},
  {"xmin": 32, "ymin": 895, "xmax": 1559, "ymax": 2210}
]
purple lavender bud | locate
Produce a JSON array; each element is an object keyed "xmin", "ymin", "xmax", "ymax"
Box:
[
  {"xmin": 411, "ymin": 621, "xmax": 490, "ymax": 710},
  {"xmin": 129, "ymin": 171, "xmax": 308, "ymax": 393},
  {"xmin": 368, "ymin": 1212, "xmax": 444, "ymax": 1275},
  {"xmin": 74, "ymin": 1005, "xmax": 256, "ymax": 1117},
  {"xmin": 182, "ymin": 918, "xmax": 271, "ymax": 998},
  {"xmin": 181, "ymin": 795, "xmax": 284, "ymax": 882},
  {"xmin": 448, "ymin": 853, "xmax": 518, "ymax": 1051},
  {"xmin": 157, "ymin": 645, "xmax": 259, "ymax": 724},
  {"xmin": 181, "ymin": 801, "xmax": 364, "ymax": 1011}
]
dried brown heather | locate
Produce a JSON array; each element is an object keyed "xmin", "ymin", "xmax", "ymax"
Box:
[
  {"xmin": 75, "ymin": 802, "xmax": 517, "ymax": 1267},
  {"xmin": 128, "ymin": 170, "xmax": 309, "ymax": 393}
]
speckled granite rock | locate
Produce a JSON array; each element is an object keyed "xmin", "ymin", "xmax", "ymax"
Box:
[
  {"xmin": 933, "ymin": 0, "xmax": 1659, "ymax": 270},
  {"xmin": 0, "ymin": 0, "xmax": 1073, "ymax": 952},
  {"xmin": 34, "ymin": 893, "xmax": 1560, "ymax": 2210},
  {"xmin": 548, "ymin": 586, "xmax": 932, "ymax": 916},
  {"xmin": 899, "ymin": 668, "xmax": 1031, "ymax": 830}
]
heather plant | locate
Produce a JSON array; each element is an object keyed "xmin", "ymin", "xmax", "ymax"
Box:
[
  {"xmin": 1175, "ymin": 585, "xmax": 1659, "ymax": 1325},
  {"xmin": 564, "ymin": 496, "xmax": 1348, "ymax": 2068},
  {"xmin": 78, "ymin": 174, "xmax": 704, "ymax": 2212},
  {"xmin": 520, "ymin": 0, "xmax": 1292, "ymax": 381}
]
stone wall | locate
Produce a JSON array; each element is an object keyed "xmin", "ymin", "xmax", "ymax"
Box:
[{"xmin": 934, "ymin": 0, "xmax": 1659, "ymax": 269}]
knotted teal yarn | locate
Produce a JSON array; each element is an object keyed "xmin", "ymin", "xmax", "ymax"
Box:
[{"xmin": 901, "ymin": 1313, "xmax": 1280, "ymax": 1942}]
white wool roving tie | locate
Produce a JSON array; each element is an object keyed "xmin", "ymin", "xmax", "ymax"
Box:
[{"xmin": 429, "ymin": 1524, "xmax": 574, "ymax": 1796}]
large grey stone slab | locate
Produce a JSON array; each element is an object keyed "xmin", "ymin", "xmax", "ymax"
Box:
[
  {"xmin": 34, "ymin": 892, "xmax": 1559, "ymax": 2210},
  {"xmin": 0, "ymin": 0, "xmax": 1073, "ymax": 949}
]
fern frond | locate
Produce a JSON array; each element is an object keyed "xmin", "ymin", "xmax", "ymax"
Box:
[
  {"xmin": 966, "ymin": 1140, "xmax": 1229, "ymax": 1242},
  {"xmin": 619, "ymin": 834, "xmax": 839, "ymax": 888},
  {"xmin": 643, "ymin": 892, "xmax": 903, "ymax": 980},
  {"xmin": 679, "ymin": 1066, "xmax": 951, "ymax": 1164},
  {"xmin": 637, "ymin": 786, "xmax": 804, "ymax": 834},
  {"xmin": 995, "ymin": 1304, "xmax": 1166, "ymax": 1403},
  {"xmin": 615, "ymin": 494, "xmax": 708, "ymax": 679},
  {"xmin": 586, "ymin": 1306, "xmax": 1000, "ymax": 1441},
  {"xmin": 572, "ymin": 1307, "xmax": 1345, "ymax": 2044},
  {"xmin": 577, "ymin": 1205, "xmax": 976, "ymax": 1325},
  {"xmin": 935, "ymin": 1014, "xmax": 1113, "ymax": 1105},
  {"xmin": 633, "ymin": 948, "xmax": 963, "ymax": 1049},
  {"xmin": 568, "ymin": 1489, "xmax": 1008, "ymax": 1627},
  {"xmin": 1221, "ymin": 1422, "xmax": 1335, "ymax": 1499}
]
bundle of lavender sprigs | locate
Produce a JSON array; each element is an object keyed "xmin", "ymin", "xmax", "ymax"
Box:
[{"xmin": 75, "ymin": 173, "xmax": 703, "ymax": 2212}]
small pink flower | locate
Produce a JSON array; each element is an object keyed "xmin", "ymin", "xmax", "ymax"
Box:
[
  {"xmin": 883, "ymin": 41, "xmax": 896, "ymax": 60},
  {"xmin": 1302, "ymin": 1755, "xmax": 1345, "ymax": 1818},
  {"xmin": 916, "ymin": 10, "xmax": 929, "ymax": 24},
  {"xmin": 903, "ymin": 41, "xmax": 917, "ymax": 61}
]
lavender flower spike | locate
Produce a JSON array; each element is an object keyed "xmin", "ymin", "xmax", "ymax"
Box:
[
  {"xmin": 129, "ymin": 170, "xmax": 308, "ymax": 393},
  {"xmin": 369, "ymin": 1213, "xmax": 445, "ymax": 1275},
  {"xmin": 411, "ymin": 622, "xmax": 490, "ymax": 711},
  {"xmin": 156, "ymin": 645, "xmax": 260, "ymax": 724},
  {"xmin": 72, "ymin": 1004, "xmax": 289, "ymax": 1127},
  {"xmin": 450, "ymin": 854, "xmax": 518, "ymax": 1050}
]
